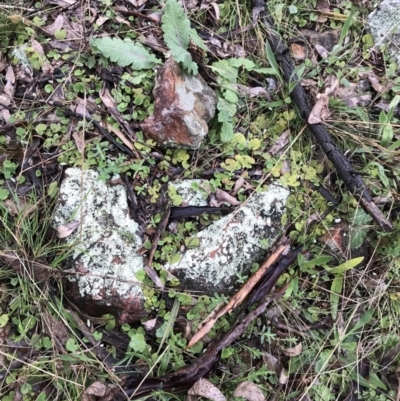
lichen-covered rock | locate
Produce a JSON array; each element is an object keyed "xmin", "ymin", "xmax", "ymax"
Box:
[
  {"xmin": 166, "ymin": 184, "xmax": 290, "ymax": 295},
  {"xmin": 52, "ymin": 168, "xmax": 146, "ymax": 324},
  {"xmin": 141, "ymin": 58, "xmax": 217, "ymax": 149},
  {"xmin": 170, "ymin": 179, "xmax": 210, "ymax": 206},
  {"xmin": 368, "ymin": 0, "xmax": 400, "ymax": 67}
]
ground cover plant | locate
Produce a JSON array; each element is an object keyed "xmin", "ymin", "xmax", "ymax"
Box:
[{"xmin": 1, "ymin": 0, "xmax": 400, "ymax": 400}]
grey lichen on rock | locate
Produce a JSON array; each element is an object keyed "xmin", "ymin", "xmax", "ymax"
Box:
[
  {"xmin": 368, "ymin": 0, "xmax": 400, "ymax": 67},
  {"xmin": 52, "ymin": 168, "xmax": 146, "ymax": 324},
  {"xmin": 165, "ymin": 184, "xmax": 290, "ymax": 295},
  {"xmin": 170, "ymin": 179, "xmax": 210, "ymax": 206}
]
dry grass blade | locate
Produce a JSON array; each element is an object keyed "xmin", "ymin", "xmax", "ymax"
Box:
[{"xmin": 188, "ymin": 243, "xmax": 289, "ymax": 348}]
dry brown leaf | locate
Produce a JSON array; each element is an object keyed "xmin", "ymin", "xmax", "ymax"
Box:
[
  {"xmin": 31, "ymin": 39, "xmax": 52, "ymax": 73},
  {"xmin": 95, "ymin": 16, "xmax": 109, "ymax": 27},
  {"xmin": 308, "ymin": 93, "xmax": 330, "ymax": 124},
  {"xmin": 215, "ymin": 188, "xmax": 241, "ymax": 206},
  {"xmin": 358, "ymin": 70, "xmax": 385, "ymax": 93},
  {"xmin": 319, "ymin": 221, "xmax": 347, "ymax": 256},
  {"xmin": 0, "ymin": 66, "xmax": 15, "ymax": 122},
  {"xmin": 62, "ymin": 14, "xmax": 83, "ymax": 42},
  {"xmin": 2, "ymin": 251, "xmax": 52, "ymax": 281},
  {"xmin": 280, "ymin": 160, "xmax": 291, "ymax": 175},
  {"xmin": 4, "ymin": 198, "xmax": 37, "ymax": 216},
  {"xmin": 43, "ymin": 15, "xmax": 64, "ymax": 35},
  {"xmin": 334, "ymin": 84, "xmax": 371, "ymax": 107},
  {"xmin": 82, "ymin": 381, "xmax": 108, "ymax": 401},
  {"xmin": 4, "ymin": 66, "xmax": 15, "ymax": 98},
  {"xmin": 0, "ymin": 94, "xmax": 11, "ymax": 122},
  {"xmin": 144, "ymin": 265, "xmax": 164, "ymax": 289},
  {"xmin": 233, "ymin": 381, "xmax": 265, "ymax": 401},
  {"xmin": 316, "ymin": 0, "xmax": 330, "ymax": 22},
  {"xmin": 99, "ymin": 87, "xmax": 135, "ymax": 152},
  {"xmin": 43, "ymin": 313, "xmax": 69, "ymax": 346},
  {"xmin": 146, "ymin": 12, "xmax": 162, "ymax": 23},
  {"xmin": 55, "ymin": 220, "xmax": 80, "ymax": 238},
  {"xmin": 263, "ymin": 351, "xmax": 283, "ymax": 377},
  {"xmin": 279, "ymin": 368, "xmax": 289, "ymax": 384},
  {"xmin": 269, "ymin": 129, "xmax": 290, "ymax": 156},
  {"xmin": 46, "ymin": 0, "xmax": 77, "ymax": 7},
  {"xmin": 72, "ymin": 131, "xmax": 85, "ymax": 154},
  {"xmin": 282, "ymin": 342, "xmax": 303, "ymax": 357},
  {"xmin": 233, "ymin": 84, "xmax": 270, "ymax": 99},
  {"xmin": 127, "ymin": 0, "xmax": 148, "ymax": 6},
  {"xmin": 188, "ymin": 378, "xmax": 226, "ymax": 401},
  {"xmin": 142, "ymin": 318, "xmax": 157, "ymax": 332},
  {"xmin": 314, "ymin": 43, "xmax": 329, "ymax": 58},
  {"xmin": 200, "ymin": 1, "xmax": 220, "ymax": 20},
  {"xmin": 291, "ymin": 43, "xmax": 307, "ymax": 60},
  {"xmin": 115, "ymin": 16, "xmax": 131, "ymax": 26},
  {"xmin": 232, "ymin": 176, "xmax": 245, "ymax": 196}
]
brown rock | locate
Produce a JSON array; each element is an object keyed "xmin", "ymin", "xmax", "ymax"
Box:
[{"xmin": 141, "ymin": 58, "xmax": 217, "ymax": 149}]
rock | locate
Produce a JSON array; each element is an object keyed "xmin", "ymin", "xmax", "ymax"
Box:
[
  {"xmin": 368, "ymin": 0, "xmax": 400, "ymax": 67},
  {"xmin": 170, "ymin": 179, "xmax": 210, "ymax": 206},
  {"xmin": 52, "ymin": 168, "xmax": 146, "ymax": 324},
  {"xmin": 166, "ymin": 184, "xmax": 290, "ymax": 295},
  {"xmin": 141, "ymin": 58, "xmax": 217, "ymax": 149}
]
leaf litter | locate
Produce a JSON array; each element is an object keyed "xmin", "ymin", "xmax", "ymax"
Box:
[{"xmin": 0, "ymin": 0, "xmax": 400, "ymax": 400}]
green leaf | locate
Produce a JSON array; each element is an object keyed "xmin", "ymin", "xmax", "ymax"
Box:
[
  {"xmin": 220, "ymin": 121, "xmax": 234, "ymax": 142},
  {"xmin": 184, "ymin": 237, "xmax": 200, "ymax": 248},
  {"xmin": 189, "ymin": 28, "xmax": 207, "ymax": 51},
  {"xmin": 42, "ymin": 337, "xmax": 53, "ymax": 349},
  {"xmin": 265, "ymin": 42, "xmax": 282, "ymax": 82},
  {"xmin": 346, "ymin": 308, "xmax": 374, "ymax": 336},
  {"xmin": 381, "ymin": 122, "xmax": 393, "ymax": 146},
  {"xmin": 351, "ymin": 209, "xmax": 373, "ymax": 225},
  {"xmin": 35, "ymin": 123, "xmax": 47, "ymax": 135},
  {"xmin": 91, "ymin": 37, "xmax": 160, "ymax": 69},
  {"xmin": 162, "ymin": 0, "xmax": 198, "ymax": 74},
  {"xmin": 135, "ymin": 270, "xmax": 146, "ymax": 281},
  {"xmin": 335, "ymin": 13, "xmax": 354, "ymax": 49},
  {"xmin": 315, "ymin": 349, "xmax": 333, "ymax": 373},
  {"xmin": 301, "ymin": 256, "xmax": 332, "ymax": 268},
  {"xmin": 223, "ymin": 89, "xmax": 239, "ymax": 103},
  {"xmin": 66, "ymin": 337, "xmax": 79, "ymax": 352},
  {"xmin": 37, "ymin": 392, "xmax": 48, "ymax": 401},
  {"xmin": 47, "ymin": 181, "xmax": 59, "ymax": 198},
  {"xmin": 0, "ymin": 314, "xmax": 9, "ymax": 328},
  {"xmin": 129, "ymin": 333, "xmax": 147, "ymax": 352},
  {"xmin": 0, "ymin": 188, "xmax": 9, "ymax": 201},
  {"xmin": 349, "ymin": 227, "xmax": 367, "ymax": 250},
  {"xmin": 20, "ymin": 383, "xmax": 32, "ymax": 395},
  {"xmin": 330, "ymin": 274, "xmax": 343, "ymax": 319},
  {"xmin": 323, "ymin": 257, "xmax": 364, "ymax": 274},
  {"xmin": 170, "ymin": 253, "xmax": 181, "ymax": 264},
  {"xmin": 54, "ymin": 29, "xmax": 67, "ymax": 40}
]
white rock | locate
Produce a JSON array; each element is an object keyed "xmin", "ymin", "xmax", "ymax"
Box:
[
  {"xmin": 166, "ymin": 184, "xmax": 290, "ymax": 295},
  {"xmin": 170, "ymin": 179, "xmax": 210, "ymax": 206},
  {"xmin": 368, "ymin": 0, "xmax": 400, "ymax": 67},
  {"xmin": 52, "ymin": 168, "xmax": 145, "ymax": 322}
]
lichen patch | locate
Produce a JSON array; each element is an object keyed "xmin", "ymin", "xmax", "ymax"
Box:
[{"xmin": 52, "ymin": 168, "xmax": 144, "ymax": 300}]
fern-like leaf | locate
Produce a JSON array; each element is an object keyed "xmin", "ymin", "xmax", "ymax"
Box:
[
  {"xmin": 161, "ymin": 0, "xmax": 199, "ymax": 74},
  {"xmin": 91, "ymin": 37, "xmax": 160, "ymax": 70}
]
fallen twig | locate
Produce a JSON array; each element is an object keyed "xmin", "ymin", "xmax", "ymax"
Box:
[
  {"xmin": 104, "ymin": 243, "xmax": 299, "ymax": 401},
  {"xmin": 187, "ymin": 243, "xmax": 289, "ymax": 348},
  {"xmin": 254, "ymin": 0, "xmax": 393, "ymax": 232}
]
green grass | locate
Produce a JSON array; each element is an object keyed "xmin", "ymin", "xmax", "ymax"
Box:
[{"xmin": 1, "ymin": 0, "xmax": 400, "ymax": 399}]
